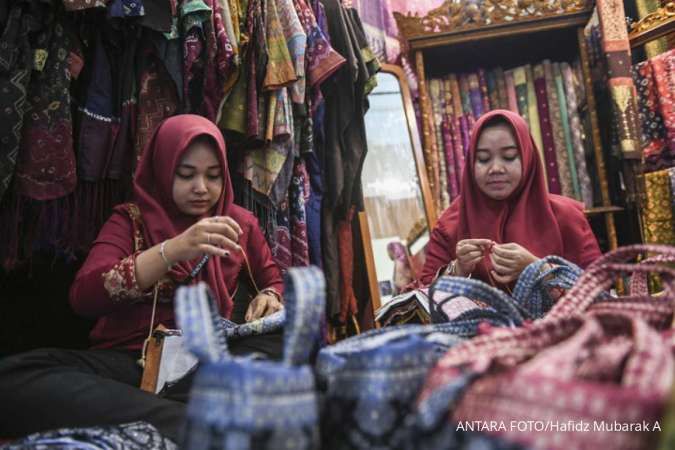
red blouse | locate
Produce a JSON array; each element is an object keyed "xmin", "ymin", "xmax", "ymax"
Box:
[
  {"xmin": 70, "ymin": 203, "xmax": 283, "ymax": 350},
  {"xmin": 419, "ymin": 110, "xmax": 602, "ymax": 287},
  {"xmin": 420, "ymin": 195, "xmax": 602, "ymax": 286}
]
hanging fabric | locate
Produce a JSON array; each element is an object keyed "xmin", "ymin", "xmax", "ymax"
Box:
[
  {"xmin": 643, "ymin": 169, "xmax": 675, "ymax": 245},
  {"xmin": 15, "ymin": 11, "xmax": 79, "ymax": 201},
  {"xmin": 633, "ymin": 56, "xmax": 672, "ymax": 171},
  {"xmin": 595, "ymin": 0, "xmax": 641, "ymax": 159},
  {"xmin": 533, "ymin": 63, "xmax": 562, "ymax": 194},
  {"xmin": 562, "ymin": 62, "xmax": 593, "ymax": 206}
]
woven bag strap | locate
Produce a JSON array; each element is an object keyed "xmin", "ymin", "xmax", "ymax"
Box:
[{"xmin": 547, "ymin": 245, "xmax": 675, "ymax": 320}]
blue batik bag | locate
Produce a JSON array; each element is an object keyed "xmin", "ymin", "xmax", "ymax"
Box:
[
  {"xmin": 314, "ymin": 256, "xmax": 581, "ymax": 450},
  {"xmin": 175, "ymin": 266, "xmax": 325, "ymax": 450},
  {"xmin": 315, "ymin": 272, "xmax": 526, "ymax": 449}
]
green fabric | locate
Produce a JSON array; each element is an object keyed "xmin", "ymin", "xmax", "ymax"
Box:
[
  {"xmin": 361, "ymin": 46, "xmax": 380, "ymax": 95},
  {"xmin": 263, "ymin": 0, "xmax": 296, "ymax": 90},
  {"xmin": 554, "ymin": 63, "xmax": 581, "ymax": 201},
  {"xmin": 525, "ymin": 64, "xmax": 544, "ymax": 156},
  {"xmin": 513, "ymin": 66, "xmax": 529, "ymax": 124},
  {"xmin": 219, "ymin": 66, "xmax": 247, "ymax": 135},
  {"xmin": 544, "ymin": 60, "xmax": 574, "ymax": 198},
  {"xmin": 181, "ymin": 0, "xmax": 211, "ymax": 31},
  {"xmin": 164, "ymin": 16, "xmax": 180, "ymax": 40}
]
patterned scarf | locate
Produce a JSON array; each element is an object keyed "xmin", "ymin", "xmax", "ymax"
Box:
[{"xmin": 0, "ymin": 5, "xmax": 31, "ymax": 201}]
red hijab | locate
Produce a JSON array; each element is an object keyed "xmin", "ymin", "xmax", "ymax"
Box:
[
  {"xmin": 106, "ymin": 114, "xmax": 235, "ymax": 312},
  {"xmin": 421, "ymin": 110, "xmax": 601, "ymax": 285}
]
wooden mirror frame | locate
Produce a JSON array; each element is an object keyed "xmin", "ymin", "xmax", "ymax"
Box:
[{"xmin": 359, "ymin": 63, "xmax": 438, "ymax": 318}]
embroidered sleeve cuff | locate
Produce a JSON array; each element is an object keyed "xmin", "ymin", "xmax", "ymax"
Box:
[{"xmin": 102, "ymin": 252, "xmax": 145, "ymax": 303}]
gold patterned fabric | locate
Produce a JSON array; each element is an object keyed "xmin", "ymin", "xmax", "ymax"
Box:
[
  {"xmin": 635, "ymin": 0, "xmax": 670, "ymax": 58},
  {"xmin": 596, "ymin": 0, "xmax": 642, "ymax": 158},
  {"xmin": 643, "ymin": 170, "xmax": 675, "ymax": 244}
]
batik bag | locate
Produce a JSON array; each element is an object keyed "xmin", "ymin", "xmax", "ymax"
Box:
[
  {"xmin": 175, "ymin": 266, "xmax": 325, "ymax": 450},
  {"xmin": 316, "ymin": 322, "xmax": 464, "ymax": 449},
  {"xmin": 546, "ymin": 244, "xmax": 675, "ymax": 327},
  {"xmin": 415, "ymin": 245, "xmax": 675, "ymax": 450},
  {"xmin": 430, "ymin": 313, "xmax": 673, "ymax": 450},
  {"xmin": 0, "ymin": 421, "xmax": 176, "ymax": 450},
  {"xmin": 139, "ymin": 254, "xmax": 284, "ymax": 394},
  {"xmin": 315, "ymin": 270, "xmax": 542, "ymax": 450},
  {"xmin": 430, "ymin": 255, "xmax": 582, "ymax": 323}
]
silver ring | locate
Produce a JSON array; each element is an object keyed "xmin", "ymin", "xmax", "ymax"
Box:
[{"xmin": 207, "ymin": 233, "xmax": 211, "ymax": 245}]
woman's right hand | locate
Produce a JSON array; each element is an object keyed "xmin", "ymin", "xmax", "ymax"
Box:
[
  {"xmin": 455, "ymin": 239, "xmax": 494, "ymax": 276},
  {"xmin": 166, "ymin": 216, "xmax": 243, "ymax": 263}
]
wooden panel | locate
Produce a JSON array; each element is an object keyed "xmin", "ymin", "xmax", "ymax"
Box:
[
  {"xmin": 577, "ymin": 28, "xmax": 618, "ymax": 251},
  {"xmin": 584, "ymin": 206, "xmax": 624, "ymax": 216},
  {"xmin": 629, "ymin": 1, "xmax": 675, "ymax": 47},
  {"xmin": 358, "ymin": 212, "xmax": 382, "ymax": 325},
  {"xmin": 407, "ymin": 11, "xmax": 593, "ymax": 50},
  {"xmin": 414, "ymin": 51, "xmax": 442, "ymax": 217}
]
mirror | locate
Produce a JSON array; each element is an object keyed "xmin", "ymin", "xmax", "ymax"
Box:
[{"xmin": 360, "ymin": 64, "xmax": 436, "ymax": 311}]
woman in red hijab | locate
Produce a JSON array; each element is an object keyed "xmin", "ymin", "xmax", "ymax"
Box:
[
  {"xmin": 0, "ymin": 115, "xmax": 283, "ymax": 443},
  {"xmin": 70, "ymin": 114, "xmax": 283, "ymax": 349},
  {"xmin": 420, "ymin": 110, "xmax": 601, "ymax": 289}
]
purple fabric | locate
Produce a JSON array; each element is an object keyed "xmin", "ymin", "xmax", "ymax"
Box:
[
  {"xmin": 306, "ymin": 100, "xmax": 325, "ymax": 268},
  {"xmin": 305, "ymin": 151, "xmax": 323, "ymax": 268},
  {"xmin": 451, "ymin": 115, "xmax": 465, "ymax": 194},
  {"xmin": 108, "ymin": 0, "xmax": 146, "ymax": 17},
  {"xmin": 468, "ymin": 74, "xmax": 484, "ymax": 118},
  {"xmin": 459, "ymin": 115, "xmax": 471, "ymax": 161},
  {"xmin": 290, "ymin": 159, "xmax": 310, "ymax": 267},
  {"xmin": 478, "ymin": 69, "xmax": 490, "ymax": 115},
  {"xmin": 534, "ymin": 74, "xmax": 562, "ymax": 194}
]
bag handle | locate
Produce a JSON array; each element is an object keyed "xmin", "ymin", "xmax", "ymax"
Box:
[
  {"xmin": 547, "ymin": 245, "xmax": 675, "ymax": 320},
  {"xmin": 587, "ymin": 300, "xmax": 673, "ymax": 329},
  {"xmin": 629, "ymin": 253, "xmax": 675, "ymax": 295},
  {"xmin": 512, "ymin": 256, "xmax": 582, "ymax": 318},
  {"xmin": 176, "ymin": 266, "xmax": 326, "ymax": 367},
  {"xmin": 175, "ymin": 282, "xmax": 229, "ymax": 362},
  {"xmin": 416, "ymin": 315, "xmax": 583, "ymax": 430},
  {"xmin": 282, "ymin": 266, "xmax": 326, "ymax": 366},
  {"xmin": 428, "ymin": 276, "xmax": 527, "ymax": 326},
  {"xmin": 417, "ymin": 311, "xmax": 672, "ymax": 431}
]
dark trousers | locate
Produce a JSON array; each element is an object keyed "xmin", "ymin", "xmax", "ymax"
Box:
[
  {"xmin": 0, "ymin": 348, "xmax": 187, "ymax": 443},
  {"xmin": 0, "ymin": 336, "xmax": 284, "ymax": 443}
]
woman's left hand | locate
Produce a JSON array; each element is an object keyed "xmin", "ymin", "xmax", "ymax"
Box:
[
  {"xmin": 489, "ymin": 243, "xmax": 539, "ymax": 284},
  {"xmin": 245, "ymin": 293, "xmax": 284, "ymax": 322}
]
